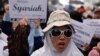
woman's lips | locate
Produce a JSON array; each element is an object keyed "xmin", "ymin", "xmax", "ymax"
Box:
[{"xmin": 58, "ymin": 42, "xmax": 66, "ymax": 49}]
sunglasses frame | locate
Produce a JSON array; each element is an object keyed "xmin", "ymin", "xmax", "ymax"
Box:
[{"xmin": 49, "ymin": 28, "xmax": 73, "ymax": 38}]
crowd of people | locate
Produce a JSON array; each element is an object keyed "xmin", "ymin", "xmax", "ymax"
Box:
[{"xmin": 0, "ymin": 1, "xmax": 100, "ymax": 56}]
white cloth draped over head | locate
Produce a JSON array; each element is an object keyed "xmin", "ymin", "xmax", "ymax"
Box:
[
  {"xmin": 31, "ymin": 32, "xmax": 84, "ymax": 56},
  {"xmin": 0, "ymin": 32, "xmax": 8, "ymax": 56},
  {"xmin": 31, "ymin": 10, "xmax": 83, "ymax": 56}
]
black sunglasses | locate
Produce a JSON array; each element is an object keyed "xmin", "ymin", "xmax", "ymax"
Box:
[{"xmin": 49, "ymin": 29, "xmax": 73, "ymax": 37}]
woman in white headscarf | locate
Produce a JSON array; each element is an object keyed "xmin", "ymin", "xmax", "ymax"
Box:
[{"xmin": 31, "ymin": 10, "xmax": 84, "ymax": 56}]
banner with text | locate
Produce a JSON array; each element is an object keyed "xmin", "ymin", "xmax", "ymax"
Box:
[
  {"xmin": 71, "ymin": 19, "xmax": 95, "ymax": 50},
  {"xmin": 84, "ymin": 19, "xmax": 100, "ymax": 38},
  {"xmin": 9, "ymin": 0, "xmax": 47, "ymax": 19}
]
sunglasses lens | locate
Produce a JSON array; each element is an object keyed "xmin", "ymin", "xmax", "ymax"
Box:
[
  {"xmin": 51, "ymin": 29, "xmax": 61, "ymax": 36},
  {"xmin": 64, "ymin": 29, "xmax": 72, "ymax": 37}
]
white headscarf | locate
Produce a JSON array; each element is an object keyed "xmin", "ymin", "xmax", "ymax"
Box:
[
  {"xmin": 31, "ymin": 10, "xmax": 83, "ymax": 56},
  {"xmin": 31, "ymin": 31, "xmax": 84, "ymax": 56}
]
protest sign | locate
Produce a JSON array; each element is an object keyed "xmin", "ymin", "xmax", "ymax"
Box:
[
  {"xmin": 71, "ymin": 19, "xmax": 95, "ymax": 50},
  {"xmin": 9, "ymin": 0, "xmax": 47, "ymax": 19},
  {"xmin": 84, "ymin": 19, "xmax": 100, "ymax": 38}
]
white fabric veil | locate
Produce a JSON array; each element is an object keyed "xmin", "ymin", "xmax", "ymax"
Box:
[{"xmin": 31, "ymin": 32, "xmax": 84, "ymax": 56}]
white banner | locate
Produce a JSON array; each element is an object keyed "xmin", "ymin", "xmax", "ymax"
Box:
[
  {"xmin": 9, "ymin": 0, "xmax": 47, "ymax": 19},
  {"xmin": 71, "ymin": 19, "xmax": 95, "ymax": 50},
  {"xmin": 84, "ymin": 19, "xmax": 100, "ymax": 38}
]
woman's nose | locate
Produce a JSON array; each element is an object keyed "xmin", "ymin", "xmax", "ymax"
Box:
[{"xmin": 59, "ymin": 34, "xmax": 65, "ymax": 40}]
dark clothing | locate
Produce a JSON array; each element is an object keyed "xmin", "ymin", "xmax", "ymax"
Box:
[
  {"xmin": 41, "ymin": 23, "xmax": 46, "ymax": 29},
  {"xmin": 90, "ymin": 38, "xmax": 100, "ymax": 48},
  {"xmin": 0, "ymin": 21, "xmax": 13, "ymax": 35},
  {"xmin": 69, "ymin": 11, "xmax": 83, "ymax": 22},
  {"xmin": 8, "ymin": 25, "xmax": 30, "ymax": 56},
  {"xmin": 33, "ymin": 36, "xmax": 44, "ymax": 51}
]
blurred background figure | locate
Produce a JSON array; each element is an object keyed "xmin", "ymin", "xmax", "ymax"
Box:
[
  {"xmin": 28, "ymin": 19, "xmax": 44, "ymax": 55},
  {"xmin": 88, "ymin": 42, "xmax": 100, "ymax": 56},
  {"xmin": 64, "ymin": 4, "xmax": 75, "ymax": 13},
  {"xmin": 3, "ymin": 3, "xmax": 11, "ymax": 22},
  {"xmin": 0, "ymin": 8, "xmax": 13, "ymax": 36},
  {"xmin": 8, "ymin": 17, "xmax": 30, "ymax": 56},
  {"xmin": 93, "ymin": 7, "xmax": 100, "ymax": 19},
  {"xmin": 69, "ymin": 5, "xmax": 86, "ymax": 22},
  {"xmin": 89, "ymin": 7, "xmax": 100, "ymax": 50},
  {"xmin": 83, "ymin": 3, "xmax": 94, "ymax": 19},
  {"xmin": 83, "ymin": 6, "xmax": 100, "ymax": 56},
  {"xmin": 0, "ymin": 29, "xmax": 8, "ymax": 56},
  {"xmin": 48, "ymin": 0, "xmax": 63, "ymax": 12}
]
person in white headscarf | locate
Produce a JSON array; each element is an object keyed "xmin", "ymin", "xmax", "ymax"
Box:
[
  {"xmin": 31, "ymin": 10, "xmax": 84, "ymax": 56},
  {"xmin": 0, "ymin": 29, "xmax": 8, "ymax": 56}
]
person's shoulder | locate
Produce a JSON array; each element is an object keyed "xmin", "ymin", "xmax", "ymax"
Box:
[
  {"xmin": 31, "ymin": 47, "xmax": 45, "ymax": 56},
  {"xmin": 71, "ymin": 42, "xmax": 84, "ymax": 56}
]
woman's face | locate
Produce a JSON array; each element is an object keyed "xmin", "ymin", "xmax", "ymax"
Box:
[
  {"xmin": 50, "ymin": 25, "xmax": 72, "ymax": 52},
  {"xmin": 94, "ymin": 9, "xmax": 100, "ymax": 19}
]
